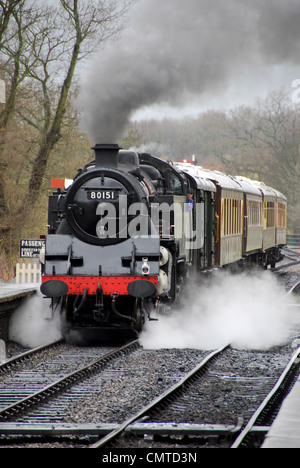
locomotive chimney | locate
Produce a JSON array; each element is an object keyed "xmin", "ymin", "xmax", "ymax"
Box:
[{"xmin": 92, "ymin": 143, "xmax": 120, "ymax": 169}]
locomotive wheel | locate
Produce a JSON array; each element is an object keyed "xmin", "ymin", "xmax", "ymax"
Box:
[
  {"xmin": 60, "ymin": 297, "xmax": 73, "ymax": 343},
  {"xmin": 134, "ymin": 298, "xmax": 144, "ymax": 332}
]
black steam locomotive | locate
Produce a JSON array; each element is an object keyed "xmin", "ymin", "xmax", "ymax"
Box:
[{"xmin": 40, "ymin": 144, "xmax": 286, "ymax": 344}]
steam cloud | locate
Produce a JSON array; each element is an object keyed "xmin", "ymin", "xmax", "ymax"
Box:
[
  {"xmin": 8, "ymin": 272, "xmax": 299, "ymax": 351},
  {"xmin": 140, "ymin": 271, "xmax": 299, "ymax": 351},
  {"xmin": 9, "ymin": 292, "xmax": 62, "ymax": 348},
  {"xmin": 80, "ymin": 0, "xmax": 300, "ymax": 143}
]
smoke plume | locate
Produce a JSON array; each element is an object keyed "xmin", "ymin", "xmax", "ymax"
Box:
[{"xmin": 79, "ymin": 0, "xmax": 300, "ymax": 143}]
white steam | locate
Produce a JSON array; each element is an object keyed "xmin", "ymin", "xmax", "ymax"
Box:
[
  {"xmin": 9, "ymin": 291, "xmax": 62, "ymax": 348},
  {"xmin": 8, "ymin": 272, "xmax": 299, "ymax": 351},
  {"xmin": 141, "ymin": 271, "xmax": 299, "ymax": 351}
]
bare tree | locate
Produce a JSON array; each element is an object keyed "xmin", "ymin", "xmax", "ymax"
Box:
[
  {"xmin": 0, "ymin": 0, "xmax": 132, "ymax": 257},
  {"xmin": 229, "ymin": 90, "xmax": 300, "ymax": 184},
  {"xmin": 228, "ymin": 89, "xmax": 300, "ymax": 230},
  {"xmin": 19, "ymin": 0, "xmax": 131, "ymax": 204},
  {"xmin": 0, "ymin": 0, "xmax": 23, "ymax": 48},
  {"xmin": 0, "ymin": 1, "xmax": 39, "ymax": 130},
  {"xmin": 0, "ymin": 0, "xmax": 41, "ymax": 227}
]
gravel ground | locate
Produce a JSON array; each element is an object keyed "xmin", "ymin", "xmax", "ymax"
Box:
[
  {"xmin": 15, "ymin": 347, "xmax": 209, "ymax": 425},
  {"xmin": 5, "ymin": 341, "xmax": 30, "ymax": 359},
  {"xmin": 59, "ymin": 342, "xmax": 296, "ymax": 432}
]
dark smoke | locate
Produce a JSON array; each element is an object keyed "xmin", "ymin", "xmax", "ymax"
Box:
[
  {"xmin": 257, "ymin": 0, "xmax": 300, "ymax": 62},
  {"xmin": 79, "ymin": 0, "xmax": 300, "ymax": 143}
]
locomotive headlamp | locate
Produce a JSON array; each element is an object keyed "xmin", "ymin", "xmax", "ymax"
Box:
[{"xmin": 141, "ymin": 257, "xmax": 150, "ymax": 275}]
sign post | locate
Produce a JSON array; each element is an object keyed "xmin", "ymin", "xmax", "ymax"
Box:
[{"xmin": 20, "ymin": 239, "xmax": 45, "ymax": 258}]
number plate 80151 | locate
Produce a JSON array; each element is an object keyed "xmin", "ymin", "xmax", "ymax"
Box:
[{"xmin": 87, "ymin": 190, "xmax": 117, "ymax": 200}]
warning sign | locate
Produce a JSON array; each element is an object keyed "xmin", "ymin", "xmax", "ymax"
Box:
[{"xmin": 20, "ymin": 239, "xmax": 45, "ymax": 258}]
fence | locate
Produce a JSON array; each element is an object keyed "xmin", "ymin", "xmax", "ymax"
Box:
[
  {"xmin": 287, "ymin": 234, "xmax": 300, "ymax": 248},
  {"xmin": 16, "ymin": 263, "xmax": 41, "ymax": 284}
]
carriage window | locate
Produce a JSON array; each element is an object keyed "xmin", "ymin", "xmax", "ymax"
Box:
[
  {"xmin": 248, "ymin": 200, "xmax": 262, "ymax": 227},
  {"xmin": 222, "ymin": 197, "xmax": 242, "ymax": 236},
  {"xmin": 264, "ymin": 202, "xmax": 275, "ymax": 228},
  {"xmin": 277, "ymin": 203, "xmax": 286, "ymax": 228}
]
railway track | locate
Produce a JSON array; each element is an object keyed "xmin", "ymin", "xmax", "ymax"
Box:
[
  {"xmin": 273, "ymin": 248, "xmax": 300, "ymax": 273},
  {"xmin": 90, "ymin": 344, "xmax": 229, "ymax": 448},
  {"xmin": 0, "ymin": 341, "xmax": 211, "ymax": 447},
  {"xmin": 0, "ymin": 273, "xmax": 299, "ymax": 448},
  {"xmin": 0, "ymin": 342, "xmax": 227, "ymax": 447},
  {"xmin": 0, "ymin": 340, "xmax": 63, "ymax": 376},
  {"xmin": 232, "ymin": 344, "xmax": 300, "ymax": 448},
  {"xmin": 0, "ymin": 339, "xmax": 139, "ymax": 424},
  {"xmin": 102, "ymin": 345, "xmax": 300, "ymax": 449},
  {"xmin": 0, "ymin": 338, "xmax": 298, "ymax": 449}
]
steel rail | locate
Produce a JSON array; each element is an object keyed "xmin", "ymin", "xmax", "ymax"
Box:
[
  {"xmin": 90, "ymin": 343, "xmax": 230, "ymax": 449},
  {"xmin": 272, "ymin": 248, "xmax": 300, "ymax": 272},
  {"xmin": 0, "ymin": 339, "xmax": 140, "ymax": 421},
  {"xmin": 231, "ymin": 345, "xmax": 300, "ymax": 448},
  {"xmin": 280, "ymin": 280, "xmax": 300, "ymax": 302},
  {"xmin": 0, "ymin": 340, "xmax": 63, "ymax": 375},
  {"xmin": 273, "ymin": 260, "xmax": 300, "ymax": 272},
  {"xmin": 0, "ymin": 421, "xmax": 243, "ymax": 438}
]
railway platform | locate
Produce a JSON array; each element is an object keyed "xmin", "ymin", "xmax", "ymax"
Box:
[
  {"xmin": 262, "ymin": 373, "xmax": 300, "ymax": 448},
  {"xmin": 0, "ymin": 282, "xmax": 38, "ymax": 308},
  {"xmin": 0, "ymin": 282, "xmax": 39, "ymax": 341}
]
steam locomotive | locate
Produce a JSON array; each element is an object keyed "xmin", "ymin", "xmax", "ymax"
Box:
[{"xmin": 40, "ymin": 144, "xmax": 286, "ymax": 344}]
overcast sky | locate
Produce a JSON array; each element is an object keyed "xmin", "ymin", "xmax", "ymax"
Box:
[{"xmin": 79, "ymin": 0, "xmax": 300, "ymax": 143}]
